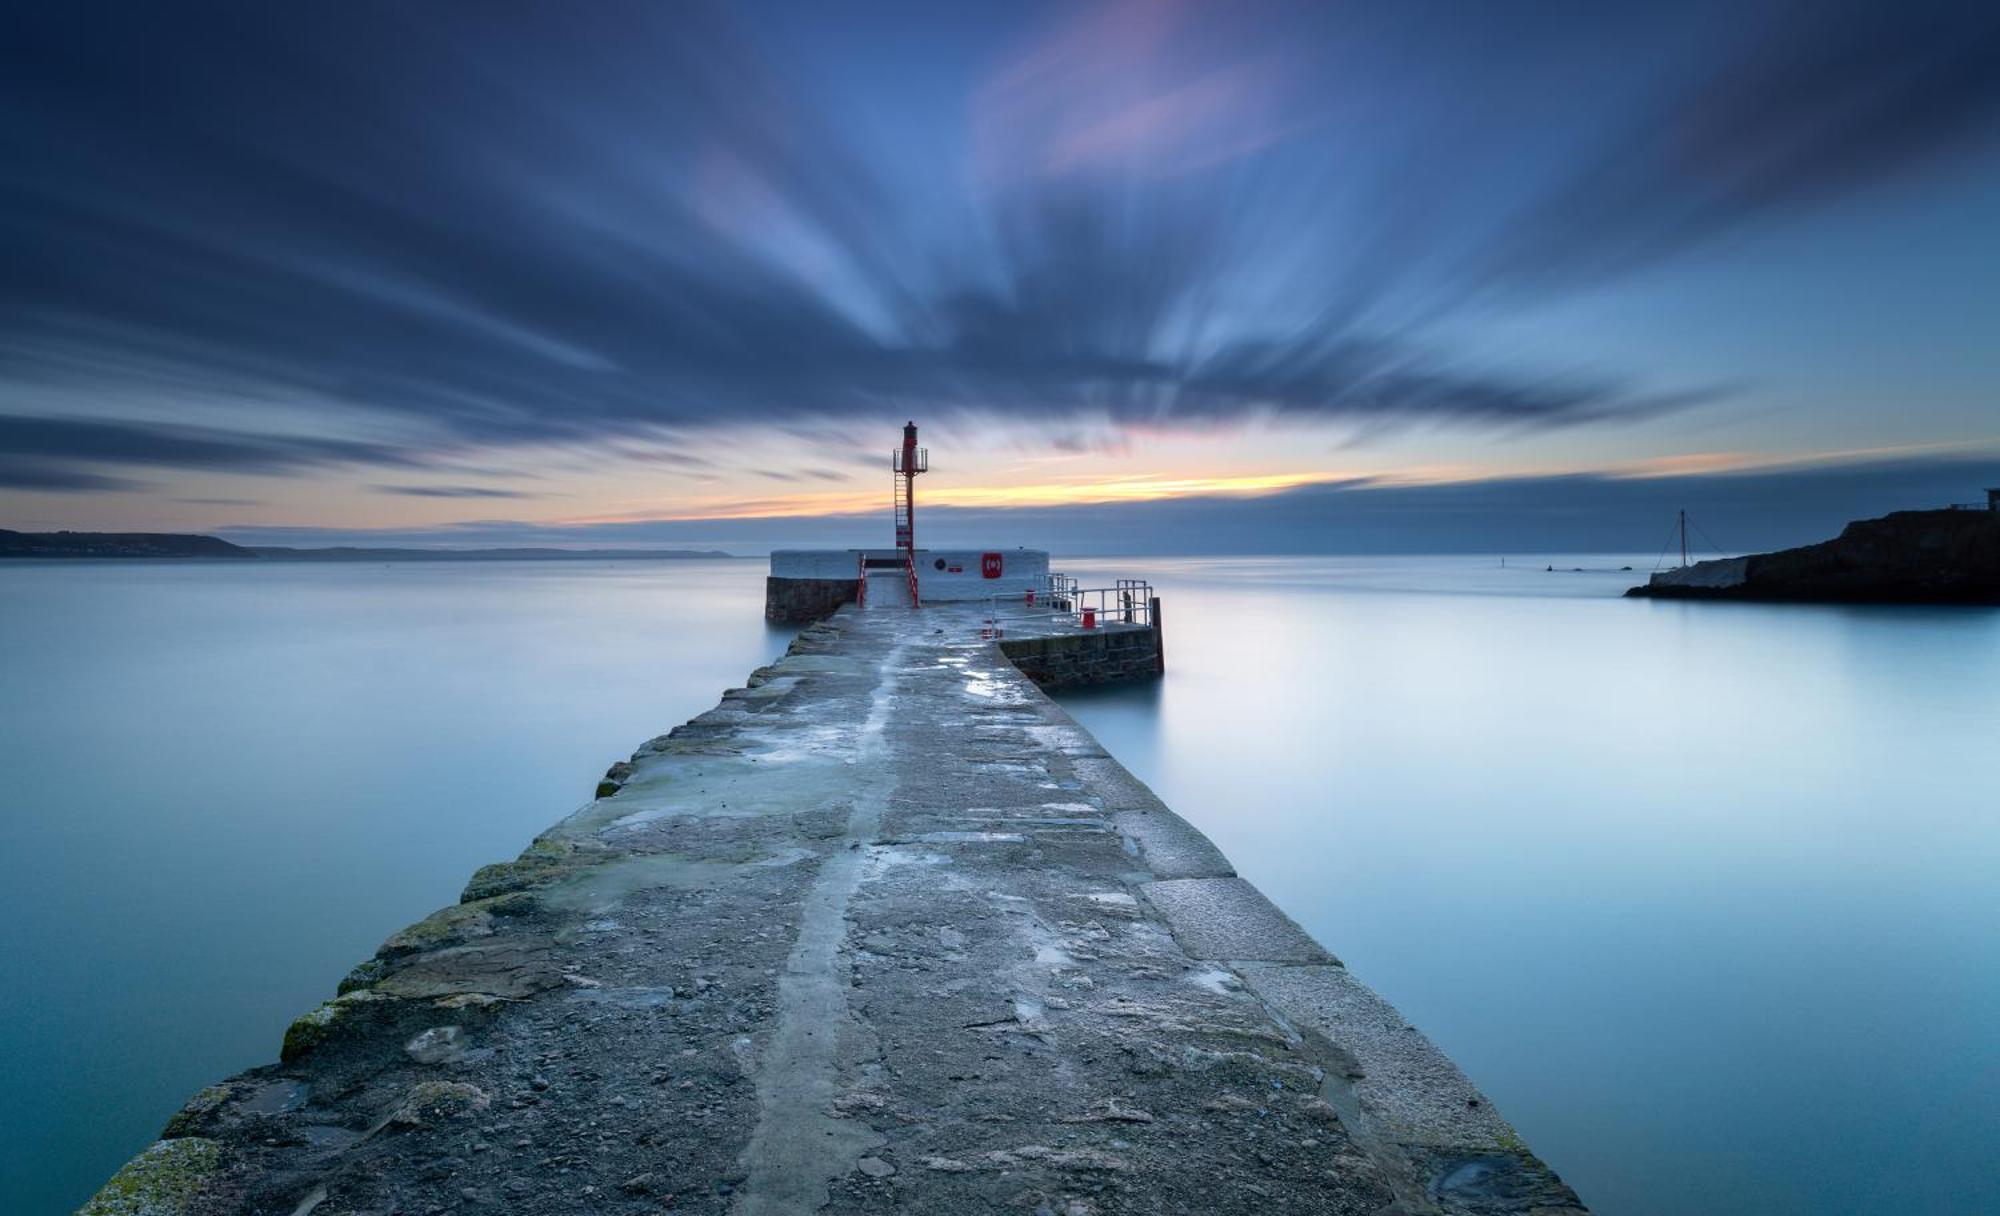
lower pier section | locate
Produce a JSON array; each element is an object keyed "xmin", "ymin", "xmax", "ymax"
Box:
[
  {"xmin": 998, "ymin": 625, "xmax": 1162, "ymax": 689},
  {"xmin": 764, "ymin": 575, "xmax": 855, "ymax": 624},
  {"xmin": 84, "ymin": 604, "xmax": 1586, "ymax": 1216}
]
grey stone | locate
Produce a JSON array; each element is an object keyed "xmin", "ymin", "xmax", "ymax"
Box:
[
  {"xmin": 1139, "ymin": 877, "xmax": 1334, "ymax": 962},
  {"xmin": 404, "ymin": 1025, "xmax": 467, "ymax": 1065},
  {"xmin": 1235, "ymin": 962, "xmax": 1513, "ymax": 1150},
  {"xmin": 1114, "ymin": 808, "xmax": 1235, "ymax": 879}
]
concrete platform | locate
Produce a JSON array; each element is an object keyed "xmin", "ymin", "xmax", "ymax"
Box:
[{"xmin": 83, "ymin": 603, "xmax": 1587, "ymax": 1216}]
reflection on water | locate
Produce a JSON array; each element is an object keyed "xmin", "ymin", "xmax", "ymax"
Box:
[
  {"xmin": 1054, "ymin": 556, "xmax": 2000, "ymax": 1216},
  {"xmin": 0, "ymin": 559, "xmax": 785, "ymax": 1214}
]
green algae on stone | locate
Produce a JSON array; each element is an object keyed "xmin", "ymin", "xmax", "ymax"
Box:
[
  {"xmin": 595, "ymin": 759, "xmax": 635, "ymax": 798},
  {"xmin": 281, "ymin": 990, "xmax": 396, "ymax": 1062},
  {"xmin": 78, "ymin": 1137, "xmax": 221, "ymax": 1216},
  {"xmin": 376, "ymin": 892, "xmax": 516, "ymax": 960},
  {"xmin": 160, "ymin": 1084, "xmax": 231, "ymax": 1139},
  {"xmin": 376, "ymin": 893, "xmax": 534, "ymax": 959},
  {"xmin": 389, "ymin": 1080, "xmax": 490, "ymax": 1128},
  {"xmin": 337, "ymin": 956, "xmax": 389, "ymax": 995},
  {"xmin": 460, "ymin": 835, "xmax": 607, "ymax": 902}
]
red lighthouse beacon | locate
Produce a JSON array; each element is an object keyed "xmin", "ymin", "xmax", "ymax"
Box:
[
  {"xmin": 893, "ymin": 421, "xmax": 927, "ymax": 551},
  {"xmin": 891, "ymin": 421, "xmax": 928, "ymax": 604}
]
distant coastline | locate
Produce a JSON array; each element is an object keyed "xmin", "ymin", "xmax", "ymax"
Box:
[
  {"xmin": 0, "ymin": 529, "xmax": 734, "ymax": 561},
  {"xmin": 1627, "ymin": 505, "xmax": 2000, "ymax": 603}
]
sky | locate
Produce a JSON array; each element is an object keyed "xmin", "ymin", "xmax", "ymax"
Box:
[{"xmin": 3, "ymin": 0, "xmax": 1998, "ymax": 552}]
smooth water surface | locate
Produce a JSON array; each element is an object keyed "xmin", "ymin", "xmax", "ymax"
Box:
[
  {"xmin": 3, "ymin": 556, "xmax": 1994, "ymax": 1214},
  {"xmin": 1053, "ymin": 556, "xmax": 2000, "ymax": 1216},
  {"xmin": 0, "ymin": 559, "xmax": 786, "ymax": 1214}
]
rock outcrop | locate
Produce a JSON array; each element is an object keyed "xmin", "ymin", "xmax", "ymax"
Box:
[{"xmin": 1627, "ymin": 508, "xmax": 2000, "ymax": 603}]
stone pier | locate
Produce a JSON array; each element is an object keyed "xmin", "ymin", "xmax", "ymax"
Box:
[{"xmin": 84, "ymin": 603, "xmax": 1586, "ymax": 1216}]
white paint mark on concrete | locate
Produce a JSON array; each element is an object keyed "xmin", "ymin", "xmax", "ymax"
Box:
[
  {"xmin": 733, "ymin": 643, "xmax": 905, "ymax": 1216},
  {"xmin": 1185, "ymin": 967, "xmax": 1240, "ymax": 995}
]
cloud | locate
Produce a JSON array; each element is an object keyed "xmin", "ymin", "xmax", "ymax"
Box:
[
  {"xmin": 2, "ymin": 0, "xmax": 1995, "ymax": 480},
  {"xmin": 755, "ymin": 467, "xmax": 853, "ymax": 484},
  {"xmin": 0, "ymin": 460, "xmax": 146, "ymax": 492},
  {"xmin": 1458, "ymin": 1, "xmax": 2000, "ymax": 292},
  {"xmin": 0, "ymin": 413, "xmax": 431, "ymax": 491},
  {"xmin": 371, "ymin": 485, "xmax": 537, "ymax": 499},
  {"xmin": 0, "ymin": 415, "xmax": 425, "ymax": 471},
  {"xmin": 216, "ymin": 452, "xmax": 2000, "ymax": 556}
]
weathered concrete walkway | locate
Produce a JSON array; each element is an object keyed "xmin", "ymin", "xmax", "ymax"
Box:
[{"xmin": 87, "ymin": 605, "xmax": 1586, "ymax": 1216}]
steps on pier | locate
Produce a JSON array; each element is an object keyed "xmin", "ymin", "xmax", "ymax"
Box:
[{"xmin": 862, "ymin": 569, "xmax": 911, "ymax": 607}]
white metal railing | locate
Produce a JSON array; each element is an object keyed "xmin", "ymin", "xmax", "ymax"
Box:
[
  {"xmin": 979, "ymin": 574, "xmax": 1156, "ymax": 636},
  {"xmin": 1066, "ymin": 581, "xmax": 1155, "ymax": 627}
]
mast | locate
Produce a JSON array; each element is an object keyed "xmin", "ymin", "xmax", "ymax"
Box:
[
  {"xmin": 890, "ymin": 422, "xmax": 928, "ymax": 608},
  {"xmin": 1679, "ymin": 509, "xmax": 1689, "ymax": 568},
  {"xmin": 895, "ymin": 422, "xmax": 920, "ymax": 552}
]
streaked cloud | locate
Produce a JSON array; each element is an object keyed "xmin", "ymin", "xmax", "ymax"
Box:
[
  {"xmin": 1, "ymin": 0, "xmax": 1996, "ymax": 520},
  {"xmin": 371, "ymin": 485, "xmax": 540, "ymax": 500},
  {"xmin": 0, "ymin": 461, "xmax": 145, "ymax": 493},
  {"xmin": 213, "ymin": 452, "xmax": 2000, "ymax": 557},
  {"xmin": 0, "ymin": 415, "xmax": 430, "ymax": 490}
]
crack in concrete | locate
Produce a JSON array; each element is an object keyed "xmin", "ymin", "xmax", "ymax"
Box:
[{"xmin": 733, "ymin": 640, "xmax": 905, "ymax": 1215}]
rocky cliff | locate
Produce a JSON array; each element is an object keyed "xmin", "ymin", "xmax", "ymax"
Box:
[{"xmin": 1627, "ymin": 509, "xmax": 2000, "ymax": 602}]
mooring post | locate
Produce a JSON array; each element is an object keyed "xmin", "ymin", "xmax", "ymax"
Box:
[{"xmin": 1150, "ymin": 595, "xmax": 1165, "ymax": 674}]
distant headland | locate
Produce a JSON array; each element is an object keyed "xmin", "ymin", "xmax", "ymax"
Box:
[
  {"xmin": 1628, "ymin": 495, "xmax": 2000, "ymax": 604},
  {"xmin": 0, "ymin": 529, "xmax": 732, "ymax": 561}
]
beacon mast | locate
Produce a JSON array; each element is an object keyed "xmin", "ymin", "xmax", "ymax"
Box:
[{"xmin": 892, "ymin": 421, "xmax": 928, "ymax": 553}]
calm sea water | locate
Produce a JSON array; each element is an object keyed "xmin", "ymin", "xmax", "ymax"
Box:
[
  {"xmin": 1, "ymin": 557, "xmax": 1994, "ymax": 1214},
  {"xmin": 1054, "ymin": 556, "xmax": 2000, "ymax": 1216},
  {"xmin": 0, "ymin": 559, "xmax": 791, "ymax": 1214}
]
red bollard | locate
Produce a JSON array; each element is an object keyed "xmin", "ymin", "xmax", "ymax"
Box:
[
  {"xmin": 1081, "ymin": 607, "xmax": 1097, "ymax": 629},
  {"xmin": 1025, "ymin": 589, "xmax": 1036, "ymax": 606}
]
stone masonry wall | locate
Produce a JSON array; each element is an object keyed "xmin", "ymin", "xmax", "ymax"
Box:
[
  {"xmin": 764, "ymin": 576, "xmax": 855, "ymax": 623},
  {"xmin": 998, "ymin": 626, "xmax": 1162, "ymax": 689}
]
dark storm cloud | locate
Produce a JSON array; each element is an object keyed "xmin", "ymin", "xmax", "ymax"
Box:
[
  {"xmin": 0, "ymin": 414, "xmax": 430, "ymax": 490},
  {"xmin": 371, "ymin": 485, "xmax": 538, "ymax": 500},
  {"xmin": 0, "ymin": 460, "xmax": 144, "ymax": 492},
  {"xmin": 3, "ymin": 1, "xmax": 1997, "ymax": 479}
]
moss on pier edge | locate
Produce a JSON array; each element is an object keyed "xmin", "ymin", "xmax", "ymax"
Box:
[
  {"xmin": 460, "ymin": 836, "xmax": 605, "ymax": 902},
  {"xmin": 77, "ymin": 1137, "xmax": 221, "ymax": 1216},
  {"xmin": 280, "ymin": 990, "xmax": 395, "ymax": 1062}
]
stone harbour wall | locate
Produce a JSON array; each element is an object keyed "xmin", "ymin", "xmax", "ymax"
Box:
[
  {"xmin": 999, "ymin": 625, "xmax": 1162, "ymax": 689},
  {"xmin": 763, "ymin": 575, "xmax": 855, "ymax": 623}
]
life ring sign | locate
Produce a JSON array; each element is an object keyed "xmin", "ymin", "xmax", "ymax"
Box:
[{"xmin": 981, "ymin": 552, "xmax": 1004, "ymax": 579}]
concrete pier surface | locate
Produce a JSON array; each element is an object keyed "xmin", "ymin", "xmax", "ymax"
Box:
[{"xmin": 85, "ymin": 604, "xmax": 1586, "ymax": 1216}]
